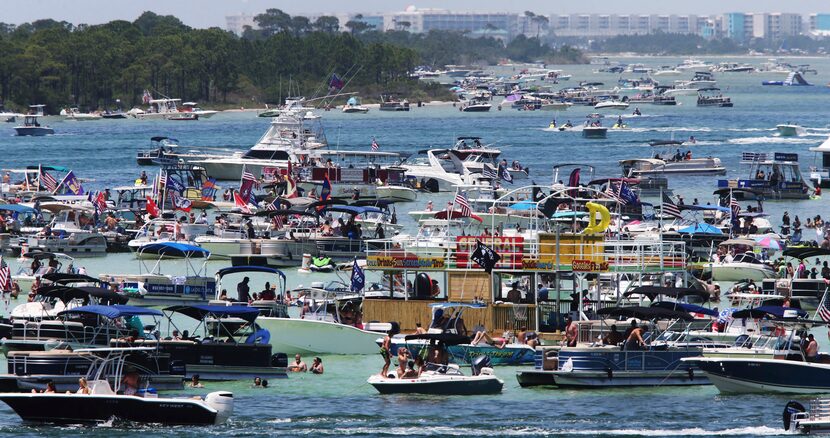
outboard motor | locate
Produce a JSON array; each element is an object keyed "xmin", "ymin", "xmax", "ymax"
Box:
[
  {"xmin": 271, "ymin": 352, "xmax": 288, "ymax": 368},
  {"xmin": 783, "ymin": 400, "xmax": 806, "ymax": 431},
  {"xmin": 205, "ymin": 391, "xmax": 234, "ymax": 425},
  {"xmin": 471, "ymin": 355, "xmax": 492, "ymax": 376},
  {"xmin": 414, "ymin": 273, "xmax": 432, "ymax": 298}
]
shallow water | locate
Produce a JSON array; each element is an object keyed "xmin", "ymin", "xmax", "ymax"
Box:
[{"xmin": 1, "ymin": 55, "xmax": 829, "ymax": 435}]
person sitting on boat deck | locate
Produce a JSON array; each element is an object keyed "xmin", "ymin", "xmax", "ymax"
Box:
[
  {"xmin": 396, "ymin": 348, "xmax": 411, "ymax": 378},
  {"xmin": 237, "ymin": 277, "xmax": 251, "ymax": 303},
  {"xmin": 311, "ymin": 357, "xmax": 324, "ymax": 375},
  {"xmin": 189, "ymin": 374, "xmax": 204, "ymax": 388},
  {"xmin": 415, "ymin": 322, "xmax": 427, "ymax": 335},
  {"xmin": 70, "ymin": 377, "xmax": 91, "ymax": 395},
  {"xmin": 288, "ymin": 354, "xmax": 308, "ymax": 372},
  {"xmin": 806, "ymin": 334, "xmax": 819, "ymax": 362},
  {"xmin": 564, "ymin": 317, "xmax": 578, "ymax": 347},
  {"xmin": 121, "ymin": 370, "xmax": 140, "ymax": 396},
  {"xmin": 602, "ymin": 325, "xmax": 626, "ymax": 346},
  {"xmin": 519, "ymin": 326, "xmax": 539, "ymax": 348},
  {"xmin": 624, "ymin": 325, "xmax": 648, "ymax": 351},
  {"xmin": 260, "ymin": 284, "xmax": 276, "ymax": 301},
  {"xmin": 34, "ymin": 381, "xmax": 57, "ymax": 394}
]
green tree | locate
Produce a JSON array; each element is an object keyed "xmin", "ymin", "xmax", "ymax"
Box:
[{"xmin": 313, "ymin": 16, "xmax": 340, "ymax": 34}]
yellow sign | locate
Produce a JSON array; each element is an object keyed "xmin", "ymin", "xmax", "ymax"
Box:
[
  {"xmin": 571, "ymin": 259, "xmax": 610, "ymax": 272},
  {"xmin": 367, "ymin": 256, "xmax": 446, "ymax": 270},
  {"xmin": 521, "ymin": 258, "xmax": 555, "ymax": 271}
]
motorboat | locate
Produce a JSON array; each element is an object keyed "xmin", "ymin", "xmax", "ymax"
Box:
[
  {"xmin": 675, "ymin": 71, "xmax": 717, "ymax": 89},
  {"xmin": 386, "ymin": 303, "xmax": 536, "ymax": 366},
  {"xmin": 594, "ymin": 100, "xmax": 629, "ymax": 110},
  {"xmin": 180, "ymin": 102, "xmax": 218, "ymax": 119},
  {"xmin": 697, "ymin": 88, "xmax": 733, "ymax": 107},
  {"xmin": 653, "ymin": 66, "xmax": 682, "ymax": 76},
  {"xmin": 0, "ymin": 348, "xmax": 233, "ymax": 425},
  {"xmin": 342, "ymin": 96, "xmax": 369, "ymax": 113},
  {"xmin": 12, "ymin": 231, "xmax": 108, "ymax": 257},
  {"xmin": 100, "ymin": 242, "xmax": 214, "ymax": 306},
  {"xmin": 212, "ymin": 265, "xmax": 391, "ymax": 355},
  {"xmin": 60, "ymin": 108, "xmax": 101, "ymax": 121},
  {"xmin": 0, "ymin": 104, "xmax": 23, "ymax": 123},
  {"xmin": 620, "ymin": 156, "xmax": 726, "ymax": 177},
  {"xmin": 127, "ymin": 219, "xmax": 212, "ymax": 253},
  {"xmin": 784, "ymin": 399, "xmax": 830, "ymax": 434},
  {"xmin": 130, "ymin": 97, "xmax": 198, "ymax": 121},
  {"xmin": 379, "ymin": 94, "xmax": 410, "ymax": 111},
  {"xmin": 400, "ymin": 137, "xmax": 507, "ymax": 192},
  {"xmin": 121, "ymin": 305, "xmax": 288, "ymax": 380},
  {"xmin": 4, "ymin": 346, "xmax": 185, "ymax": 392},
  {"xmin": 9, "ymin": 282, "xmax": 126, "ymax": 322},
  {"xmin": 367, "ymin": 334, "xmax": 504, "ymax": 395},
  {"xmin": 14, "ymin": 114, "xmax": 53, "ymax": 137},
  {"xmin": 710, "ymin": 251, "xmax": 776, "ymax": 282},
  {"xmin": 375, "ymin": 184, "xmax": 418, "ymax": 202},
  {"xmin": 777, "ymin": 123, "xmax": 804, "ymax": 137},
  {"xmin": 517, "ymin": 306, "xmax": 709, "ymax": 388},
  {"xmin": 718, "ymin": 152, "xmax": 810, "ymax": 200},
  {"xmin": 11, "ymin": 251, "xmax": 75, "ymax": 291},
  {"xmin": 582, "ymin": 126, "xmax": 607, "ymax": 139}
]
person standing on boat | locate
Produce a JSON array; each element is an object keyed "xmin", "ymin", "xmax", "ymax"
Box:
[
  {"xmin": 806, "ymin": 334, "xmax": 819, "ymax": 362},
  {"xmin": 380, "ymin": 330, "xmax": 392, "ymax": 377},
  {"xmin": 624, "ymin": 325, "xmax": 647, "ymax": 351},
  {"xmin": 237, "ymin": 277, "xmax": 250, "ymax": 303},
  {"xmin": 564, "ymin": 317, "xmax": 577, "ymax": 347}
]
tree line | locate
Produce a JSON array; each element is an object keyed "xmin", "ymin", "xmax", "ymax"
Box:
[{"xmin": 0, "ymin": 10, "xmax": 587, "ymax": 112}]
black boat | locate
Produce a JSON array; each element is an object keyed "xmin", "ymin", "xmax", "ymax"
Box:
[{"xmin": 115, "ymin": 304, "xmax": 288, "ymax": 380}]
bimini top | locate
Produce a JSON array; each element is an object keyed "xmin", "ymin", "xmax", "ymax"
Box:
[
  {"xmin": 597, "ymin": 306, "xmax": 695, "ymax": 321},
  {"xmin": 0, "ymin": 204, "xmax": 36, "ymax": 214},
  {"xmin": 731, "ymin": 306, "xmax": 808, "ymax": 320},
  {"xmin": 21, "ymin": 251, "xmax": 71, "ymax": 260},
  {"xmin": 137, "ymin": 242, "xmax": 210, "ymax": 258},
  {"xmin": 38, "ymin": 286, "xmax": 128, "ymax": 305},
  {"xmin": 164, "ymin": 305, "xmax": 260, "ymax": 323},
  {"xmin": 216, "ymin": 265, "xmax": 286, "ymax": 280},
  {"xmin": 322, "ymin": 205, "xmax": 384, "ymax": 216},
  {"xmin": 782, "ymin": 247, "xmax": 830, "ymax": 260},
  {"xmin": 403, "ymin": 333, "xmax": 472, "ymax": 345},
  {"xmin": 651, "ymin": 301, "xmax": 718, "ymax": 318},
  {"xmin": 58, "ymin": 304, "xmax": 162, "ymax": 319},
  {"xmin": 42, "ymin": 272, "xmax": 100, "ymax": 285},
  {"xmin": 428, "ymin": 302, "xmax": 486, "ymax": 309}
]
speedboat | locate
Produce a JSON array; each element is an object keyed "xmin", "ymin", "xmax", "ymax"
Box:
[
  {"xmin": 777, "ymin": 123, "xmax": 803, "ymax": 137},
  {"xmin": 180, "ymin": 102, "xmax": 218, "ymax": 119},
  {"xmin": 594, "ymin": 100, "xmax": 629, "ymax": 110},
  {"xmin": 375, "ymin": 184, "xmax": 418, "ymax": 202},
  {"xmin": 367, "ymin": 334, "xmax": 504, "ymax": 395},
  {"xmin": 582, "ymin": 126, "xmax": 607, "ymax": 139},
  {"xmin": 14, "ymin": 115, "xmax": 53, "ymax": 136},
  {"xmin": 0, "ymin": 348, "xmax": 232, "ymax": 425},
  {"xmin": 710, "ymin": 252, "xmax": 776, "ymax": 281},
  {"xmin": 342, "ymin": 96, "xmax": 369, "ymax": 113}
]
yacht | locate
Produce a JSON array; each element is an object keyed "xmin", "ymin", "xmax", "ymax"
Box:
[
  {"xmin": 191, "ymin": 111, "xmax": 326, "ymax": 180},
  {"xmin": 399, "ymin": 137, "xmax": 509, "ymax": 192},
  {"xmin": 675, "ymin": 71, "xmax": 717, "ymax": 90}
]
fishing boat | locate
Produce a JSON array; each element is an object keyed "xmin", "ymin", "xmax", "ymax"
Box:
[
  {"xmin": 696, "ymin": 88, "xmax": 733, "ymax": 107},
  {"xmin": 14, "ymin": 114, "xmax": 53, "ymax": 137},
  {"xmin": 718, "ymin": 152, "xmax": 810, "ymax": 200},
  {"xmin": 517, "ymin": 306, "xmax": 709, "ymax": 388},
  {"xmin": 367, "ymin": 334, "xmax": 504, "ymax": 395},
  {"xmin": 121, "ymin": 305, "xmax": 288, "ymax": 380},
  {"xmin": 777, "ymin": 123, "xmax": 804, "ymax": 137},
  {"xmin": 0, "ymin": 348, "xmax": 233, "ymax": 425},
  {"xmin": 130, "ymin": 98, "xmax": 198, "ymax": 121},
  {"xmin": 379, "ymin": 94, "xmax": 410, "ymax": 111},
  {"xmin": 136, "ymin": 136, "xmax": 180, "ymax": 165},
  {"xmin": 342, "ymin": 96, "xmax": 369, "ymax": 113},
  {"xmin": 213, "ymin": 265, "xmax": 391, "ymax": 355}
]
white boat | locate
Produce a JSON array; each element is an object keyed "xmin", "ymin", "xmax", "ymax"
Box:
[
  {"xmin": 653, "ymin": 66, "xmax": 682, "ymax": 76},
  {"xmin": 710, "ymin": 253, "xmax": 777, "ymax": 281},
  {"xmin": 60, "ymin": 108, "xmax": 102, "ymax": 121},
  {"xmin": 342, "ymin": 96, "xmax": 369, "ymax": 113},
  {"xmin": 14, "ymin": 113, "xmax": 53, "ymax": 136},
  {"xmin": 784, "ymin": 399, "xmax": 830, "ymax": 434},
  {"xmin": 539, "ymin": 101, "xmax": 572, "ymax": 111},
  {"xmin": 777, "ymin": 124, "xmax": 803, "ymax": 137},
  {"xmin": 130, "ymin": 97, "xmax": 198, "ymax": 121},
  {"xmin": 375, "ymin": 185, "xmax": 418, "ymax": 202},
  {"xmin": 674, "ymin": 71, "xmax": 717, "ymax": 90},
  {"xmin": 180, "ymin": 102, "xmax": 218, "ymax": 119},
  {"xmin": 620, "ymin": 157, "xmax": 726, "ymax": 176},
  {"xmin": 594, "ymin": 100, "xmax": 629, "ymax": 110}
]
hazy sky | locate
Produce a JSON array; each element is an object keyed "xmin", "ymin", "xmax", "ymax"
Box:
[{"xmin": 7, "ymin": 0, "xmax": 830, "ymax": 28}]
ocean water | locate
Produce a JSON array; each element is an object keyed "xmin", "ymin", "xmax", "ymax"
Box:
[{"xmin": 0, "ymin": 55, "xmax": 829, "ymax": 435}]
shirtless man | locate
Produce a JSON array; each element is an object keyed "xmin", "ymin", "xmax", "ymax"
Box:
[
  {"xmin": 288, "ymin": 354, "xmax": 307, "ymax": 372},
  {"xmin": 625, "ymin": 325, "xmax": 647, "ymax": 351},
  {"xmin": 564, "ymin": 317, "xmax": 578, "ymax": 347}
]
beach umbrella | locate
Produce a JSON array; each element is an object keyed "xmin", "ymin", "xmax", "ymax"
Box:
[{"xmin": 754, "ymin": 235, "xmax": 781, "ymax": 250}]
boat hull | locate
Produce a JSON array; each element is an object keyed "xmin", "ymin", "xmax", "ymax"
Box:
[
  {"xmin": 14, "ymin": 127, "xmax": 54, "ymax": 136},
  {"xmin": 0, "ymin": 393, "xmax": 220, "ymax": 425},
  {"xmin": 255, "ymin": 318, "xmax": 382, "ymax": 355},
  {"xmin": 516, "ymin": 369, "xmax": 709, "ymax": 388},
  {"xmin": 368, "ymin": 374, "xmax": 503, "ymax": 395},
  {"xmin": 710, "ymin": 264, "xmax": 776, "ymax": 281},
  {"xmin": 694, "ymin": 358, "xmax": 830, "ymax": 394}
]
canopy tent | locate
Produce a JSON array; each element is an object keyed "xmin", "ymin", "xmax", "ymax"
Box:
[
  {"xmin": 42, "ymin": 273, "xmax": 100, "ymax": 285},
  {"xmin": 731, "ymin": 306, "xmax": 808, "ymax": 319},
  {"xmin": 782, "ymin": 247, "xmax": 830, "ymax": 260},
  {"xmin": 623, "ymin": 286, "xmax": 710, "ymax": 302},
  {"xmin": 678, "ymin": 223, "xmax": 723, "ymax": 235}
]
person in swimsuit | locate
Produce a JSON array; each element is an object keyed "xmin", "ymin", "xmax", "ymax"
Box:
[{"xmin": 380, "ymin": 330, "xmax": 392, "ymax": 377}]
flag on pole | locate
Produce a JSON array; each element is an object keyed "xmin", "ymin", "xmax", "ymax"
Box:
[
  {"xmin": 604, "ymin": 182, "xmax": 622, "ymax": 203},
  {"xmin": 272, "ymin": 213, "xmax": 285, "ymax": 229},
  {"xmin": 201, "ymin": 178, "xmax": 217, "ymax": 201},
  {"xmin": 145, "ymin": 196, "xmax": 160, "ymax": 217},
  {"xmin": 818, "ymin": 284, "xmax": 830, "ymax": 322},
  {"xmin": 329, "ymin": 74, "xmax": 345, "ymax": 91},
  {"xmin": 729, "ymin": 192, "xmax": 741, "ymax": 217},
  {"xmin": 662, "ymin": 193, "xmax": 682, "ymax": 218},
  {"xmin": 284, "ymin": 171, "xmax": 298, "ymax": 199},
  {"xmin": 617, "ymin": 182, "xmax": 639, "ymax": 206},
  {"xmin": 371, "ymin": 137, "xmax": 379, "ymax": 151},
  {"xmin": 170, "ymin": 190, "xmax": 192, "ymax": 212},
  {"xmin": 56, "ymin": 170, "xmax": 84, "ymax": 195},
  {"xmin": 0, "ymin": 264, "xmax": 10, "ymax": 292},
  {"xmin": 39, "ymin": 167, "xmax": 58, "ymax": 192},
  {"xmin": 234, "ymin": 191, "xmax": 252, "ymax": 214},
  {"xmin": 350, "ymin": 258, "xmax": 365, "ymax": 292},
  {"xmin": 165, "ymin": 174, "xmax": 185, "ymax": 194},
  {"xmin": 454, "ymin": 191, "xmax": 471, "ymax": 217},
  {"xmin": 471, "ymin": 240, "xmax": 501, "ymax": 273},
  {"xmin": 240, "ymin": 169, "xmax": 257, "ymax": 204},
  {"xmin": 94, "ymin": 191, "xmax": 108, "ymax": 213},
  {"xmin": 482, "ymin": 164, "xmax": 498, "ymax": 180},
  {"xmin": 265, "ymin": 197, "xmax": 279, "ymax": 211}
]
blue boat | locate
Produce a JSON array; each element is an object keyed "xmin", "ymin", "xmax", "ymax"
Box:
[{"xmin": 517, "ymin": 306, "xmax": 710, "ymax": 388}]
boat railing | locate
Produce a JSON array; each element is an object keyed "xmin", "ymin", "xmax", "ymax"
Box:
[{"xmin": 365, "ymin": 235, "xmax": 686, "ymax": 274}]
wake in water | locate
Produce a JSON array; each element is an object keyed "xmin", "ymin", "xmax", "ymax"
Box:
[{"xmin": 728, "ymin": 136, "xmax": 818, "ymax": 145}]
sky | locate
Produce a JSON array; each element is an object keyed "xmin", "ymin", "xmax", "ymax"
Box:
[{"xmin": 6, "ymin": 0, "xmax": 830, "ymax": 28}]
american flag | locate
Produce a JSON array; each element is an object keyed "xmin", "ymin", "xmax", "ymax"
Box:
[
  {"xmin": 482, "ymin": 164, "xmax": 498, "ymax": 179},
  {"xmin": 94, "ymin": 191, "xmax": 108, "ymax": 212},
  {"xmin": 272, "ymin": 213, "xmax": 285, "ymax": 230},
  {"xmin": 371, "ymin": 137, "xmax": 379, "ymax": 151},
  {"xmin": 818, "ymin": 285, "xmax": 830, "ymax": 322},
  {"xmin": 265, "ymin": 198, "xmax": 279, "ymax": 211},
  {"xmin": 40, "ymin": 169, "xmax": 58, "ymax": 192},
  {"xmin": 604, "ymin": 183, "xmax": 622, "ymax": 203},
  {"xmin": 0, "ymin": 264, "xmax": 10, "ymax": 291},
  {"xmin": 454, "ymin": 191, "xmax": 471, "ymax": 217},
  {"xmin": 242, "ymin": 170, "xmax": 259, "ymax": 188},
  {"xmin": 729, "ymin": 193, "xmax": 741, "ymax": 217},
  {"xmin": 662, "ymin": 193, "xmax": 682, "ymax": 219}
]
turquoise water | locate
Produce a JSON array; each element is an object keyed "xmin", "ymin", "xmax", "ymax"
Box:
[{"xmin": 2, "ymin": 55, "xmax": 830, "ymax": 435}]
